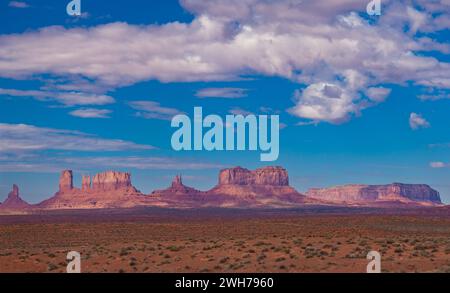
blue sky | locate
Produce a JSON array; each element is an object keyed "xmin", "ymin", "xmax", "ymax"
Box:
[{"xmin": 1, "ymin": 0, "xmax": 450, "ymax": 203}]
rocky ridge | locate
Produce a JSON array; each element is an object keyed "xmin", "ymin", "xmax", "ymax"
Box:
[
  {"xmin": 38, "ymin": 170, "xmax": 143, "ymax": 209},
  {"xmin": 0, "ymin": 166, "xmax": 444, "ymax": 213},
  {"xmin": 306, "ymin": 183, "xmax": 442, "ymax": 205}
]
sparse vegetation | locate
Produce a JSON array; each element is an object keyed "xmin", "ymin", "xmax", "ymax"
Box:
[{"xmin": 1, "ymin": 213, "xmax": 450, "ymax": 273}]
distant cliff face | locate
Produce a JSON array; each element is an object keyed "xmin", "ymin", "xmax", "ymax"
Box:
[
  {"xmin": 218, "ymin": 166, "xmax": 289, "ymax": 186},
  {"xmin": 372, "ymin": 183, "xmax": 441, "ymax": 203},
  {"xmin": 307, "ymin": 185, "xmax": 376, "ymax": 202},
  {"xmin": 307, "ymin": 183, "xmax": 442, "ymax": 205},
  {"xmin": 2, "ymin": 167, "xmax": 445, "ymax": 214}
]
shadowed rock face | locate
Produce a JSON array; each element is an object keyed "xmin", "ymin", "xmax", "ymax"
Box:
[
  {"xmin": 306, "ymin": 183, "xmax": 442, "ymax": 205},
  {"xmin": 10, "ymin": 184, "xmax": 18, "ymax": 197},
  {"xmin": 218, "ymin": 166, "xmax": 289, "ymax": 186},
  {"xmin": 1, "ymin": 184, "xmax": 31, "ymax": 210},
  {"xmin": 366, "ymin": 183, "xmax": 441, "ymax": 203}
]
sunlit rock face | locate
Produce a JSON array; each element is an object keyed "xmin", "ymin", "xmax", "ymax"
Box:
[
  {"xmin": 218, "ymin": 166, "xmax": 289, "ymax": 186},
  {"xmin": 91, "ymin": 171, "xmax": 132, "ymax": 191},
  {"xmin": 306, "ymin": 183, "xmax": 442, "ymax": 205},
  {"xmin": 58, "ymin": 170, "xmax": 74, "ymax": 193}
]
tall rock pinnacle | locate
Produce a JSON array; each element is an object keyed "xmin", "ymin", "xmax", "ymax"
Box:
[
  {"xmin": 1, "ymin": 184, "xmax": 31, "ymax": 210},
  {"xmin": 59, "ymin": 170, "xmax": 74, "ymax": 193}
]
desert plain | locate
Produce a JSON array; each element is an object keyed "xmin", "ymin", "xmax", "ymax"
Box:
[{"xmin": 1, "ymin": 207, "xmax": 450, "ymax": 273}]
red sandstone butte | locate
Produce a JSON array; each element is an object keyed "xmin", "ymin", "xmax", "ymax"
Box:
[
  {"xmin": 1, "ymin": 166, "xmax": 446, "ymax": 213},
  {"xmin": 58, "ymin": 170, "xmax": 74, "ymax": 194},
  {"xmin": 207, "ymin": 166, "xmax": 311, "ymax": 207},
  {"xmin": 152, "ymin": 175, "xmax": 202, "ymax": 197},
  {"xmin": 150, "ymin": 167, "xmax": 311, "ymax": 208},
  {"xmin": 149, "ymin": 175, "xmax": 211, "ymax": 207},
  {"xmin": 38, "ymin": 170, "xmax": 145, "ymax": 209}
]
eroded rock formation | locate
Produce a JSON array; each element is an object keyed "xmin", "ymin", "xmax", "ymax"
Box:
[
  {"xmin": 82, "ymin": 175, "xmax": 91, "ymax": 191},
  {"xmin": 39, "ymin": 170, "xmax": 143, "ymax": 209},
  {"xmin": 2, "ymin": 166, "xmax": 445, "ymax": 213},
  {"xmin": 152, "ymin": 175, "xmax": 202, "ymax": 198},
  {"xmin": 218, "ymin": 166, "xmax": 289, "ymax": 186},
  {"xmin": 209, "ymin": 166, "xmax": 308, "ymax": 206},
  {"xmin": 166, "ymin": 175, "xmax": 200, "ymax": 195},
  {"xmin": 306, "ymin": 183, "xmax": 442, "ymax": 205},
  {"xmin": 58, "ymin": 170, "xmax": 73, "ymax": 193},
  {"xmin": 91, "ymin": 171, "xmax": 132, "ymax": 191},
  {"xmin": 0, "ymin": 184, "xmax": 31, "ymax": 210}
]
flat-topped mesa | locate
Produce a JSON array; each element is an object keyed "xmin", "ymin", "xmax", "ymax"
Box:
[
  {"xmin": 210, "ymin": 166, "xmax": 308, "ymax": 206},
  {"xmin": 307, "ymin": 185, "xmax": 376, "ymax": 203},
  {"xmin": 91, "ymin": 171, "xmax": 132, "ymax": 191},
  {"xmin": 1, "ymin": 184, "xmax": 31, "ymax": 209},
  {"xmin": 373, "ymin": 183, "xmax": 441, "ymax": 203},
  {"xmin": 218, "ymin": 166, "xmax": 289, "ymax": 186},
  {"xmin": 306, "ymin": 183, "xmax": 442, "ymax": 205},
  {"xmin": 58, "ymin": 170, "xmax": 73, "ymax": 193}
]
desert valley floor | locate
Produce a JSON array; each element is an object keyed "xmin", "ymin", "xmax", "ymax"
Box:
[{"xmin": 1, "ymin": 207, "xmax": 450, "ymax": 273}]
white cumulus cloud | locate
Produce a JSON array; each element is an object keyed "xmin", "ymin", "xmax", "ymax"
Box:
[
  {"xmin": 409, "ymin": 113, "xmax": 431, "ymax": 130},
  {"xmin": 0, "ymin": 0, "xmax": 449, "ymax": 123}
]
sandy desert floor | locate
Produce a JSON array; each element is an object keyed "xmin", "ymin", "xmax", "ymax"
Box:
[{"xmin": 1, "ymin": 209, "xmax": 450, "ymax": 273}]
